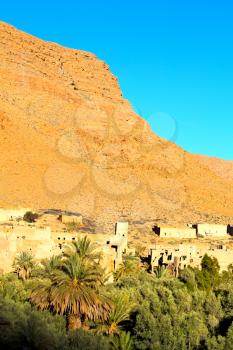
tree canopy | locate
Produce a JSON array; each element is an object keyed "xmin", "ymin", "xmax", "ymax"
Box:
[{"xmin": 1, "ymin": 244, "xmax": 233, "ymax": 349}]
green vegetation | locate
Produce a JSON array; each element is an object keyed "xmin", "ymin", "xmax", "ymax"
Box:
[
  {"xmin": 114, "ymin": 255, "xmax": 140, "ymax": 282},
  {"xmin": 64, "ymin": 236, "xmax": 101, "ymax": 262},
  {"xmin": 31, "ymin": 254, "xmax": 110, "ymax": 330},
  {"xmin": 2, "ymin": 242, "xmax": 233, "ymax": 349},
  {"xmin": 13, "ymin": 251, "xmax": 35, "ymax": 280},
  {"xmin": 23, "ymin": 211, "xmax": 39, "ymax": 223},
  {"xmin": 66, "ymin": 222, "xmax": 82, "ymax": 232}
]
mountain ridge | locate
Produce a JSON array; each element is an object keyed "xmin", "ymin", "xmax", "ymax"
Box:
[{"xmin": 0, "ymin": 21, "xmax": 233, "ymax": 231}]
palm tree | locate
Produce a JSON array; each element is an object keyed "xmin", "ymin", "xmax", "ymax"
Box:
[
  {"xmin": 64, "ymin": 236, "xmax": 101, "ymax": 263},
  {"xmin": 98, "ymin": 294, "xmax": 135, "ymax": 334},
  {"xmin": 228, "ymin": 263, "xmax": 233, "ymax": 274},
  {"xmin": 35, "ymin": 255, "xmax": 62, "ymax": 279},
  {"xmin": 154, "ymin": 265, "xmax": 167, "ymax": 278},
  {"xmin": 13, "ymin": 251, "xmax": 35, "ymax": 281},
  {"xmin": 114, "ymin": 255, "xmax": 140, "ymax": 282},
  {"xmin": 111, "ymin": 331, "xmax": 133, "ymax": 350},
  {"xmin": 31, "ymin": 253, "xmax": 111, "ymax": 330}
]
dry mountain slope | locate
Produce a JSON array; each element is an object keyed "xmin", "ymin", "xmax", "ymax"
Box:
[
  {"xmin": 197, "ymin": 155, "xmax": 233, "ymax": 182},
  {"xmin": 0, "ymin": 21, "xmax": 233, "ymax": 230}
]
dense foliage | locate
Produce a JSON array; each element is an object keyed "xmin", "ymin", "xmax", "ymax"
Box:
[
  {"xmin": 2, "ymin": 244, "xmax": 233, "ymax": 349},
  {"xmin": 23, "ymin": 211, "xmax": 39, "ymax": 223}
]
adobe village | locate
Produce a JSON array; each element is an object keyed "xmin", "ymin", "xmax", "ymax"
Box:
[
  {"xmin": 1, "ymin": 16, "xmax": 233, "ymax": 348},
  {"xmin": 1, "ymin": 207, "xmax": 233, "ymax": 277}
]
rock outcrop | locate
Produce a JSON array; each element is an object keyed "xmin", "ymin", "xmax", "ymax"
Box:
[{"xmin": 0, "ymin": 21, "xmax": 233, "ymax": 231}]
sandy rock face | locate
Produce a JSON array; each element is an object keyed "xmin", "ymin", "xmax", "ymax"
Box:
[{"xmin": 0, "ymin": 21, "xmax": 233, "ymax": 231}]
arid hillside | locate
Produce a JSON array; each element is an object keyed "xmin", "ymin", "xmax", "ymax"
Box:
[{"xmin": 0, "ymin": 21, "xmax": 233, "ymax": 231}]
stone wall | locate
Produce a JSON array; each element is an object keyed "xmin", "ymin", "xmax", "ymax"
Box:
[
  {"xmin": 0, "ymin": 221, "xmax": 130, "ymax": 275},
  {"xmin": 153, "ymin": 226, "xmax": 197, "ymax": 239},
  {"xmin": 0, "ymin": 208, "xmax": 30, "ymax": 222},
  {"xmin": 150, "ymin": 243, "xmax": 233, "ymax": 272},
  {"xmin": 61, "ymin": 214, "xmax": 83, "ymax": 225},
  {"xmin": 196, "ymin": 224, "xmax": 228, "ymax": 237},
  {"xmin": 115, "ymin": 221, "xmax": 128, "ymax": 250},
  {"xmin": 0, "ymin": 225, "xmax": 56, "ymax": 273}
]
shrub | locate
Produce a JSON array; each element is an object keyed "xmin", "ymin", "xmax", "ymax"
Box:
[{"xmin": 23, "ymin": 211, "xmax": 39, "ymax": 223}]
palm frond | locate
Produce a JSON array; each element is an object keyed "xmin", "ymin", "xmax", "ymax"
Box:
[{"xmin": 31, "ymin": 253, "xmax": 112, "ymax": 326}]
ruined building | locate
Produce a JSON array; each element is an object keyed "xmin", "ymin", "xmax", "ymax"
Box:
[
  {"xmin": 0, "ymin": 208, "xmax": 132, "ymax": 277},
  {"xmin": 153, "ymin": 223, "xmax": 229, "ymax": 238},
  {"xmin": 150, "ymin": 242, "xmax": 232, "ymax": 273}
]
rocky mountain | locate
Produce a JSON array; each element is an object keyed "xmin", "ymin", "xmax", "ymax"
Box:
[{"xmin": 0, "ymin": 21, "xmax": 233, "ymax": 231}]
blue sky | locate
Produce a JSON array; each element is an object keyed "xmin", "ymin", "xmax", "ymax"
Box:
[{"xmin": 1, "ymin": 1, "xmax": 233, "ymax": 159}]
